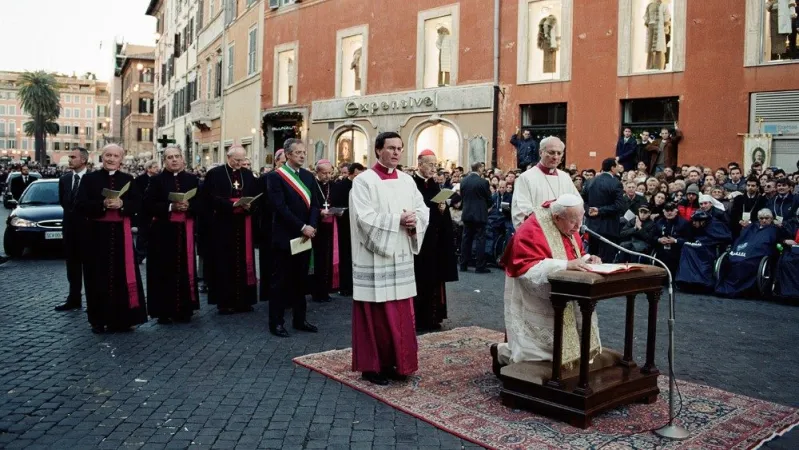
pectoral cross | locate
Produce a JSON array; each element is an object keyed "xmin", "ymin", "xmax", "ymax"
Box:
[
  {"xmin": 398, "ymin": 249, "xmax": 408, "ymax": 261},
  {"xmin": 233, "ymin": 180, "xmax": 240, "ymax": 190},
  {"xmin": 323, "ymin": 201, "xmax": 330, "ymax": 211}
]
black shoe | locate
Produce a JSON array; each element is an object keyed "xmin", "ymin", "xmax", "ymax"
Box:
[
  {"xmin": 235, "ymin": 305, "xmax": 255, "ymax": 313},
  {"xmin": 54, "ymin": 302, "xmax": 81, "ymax": 311},
  {"xmin": 313, "ymin": 296, "xmax": 332, "ymax": 303},
  {"xmin": 381, "ymin": 367, "xmax": 408, "ymax": 382},
  {"xmin": 490, "ymin": 343, "xmax": 504, "ymax": 378},
  {"xmin": 270, "ymin": 325, "xmax": 290, "ymax": 337},
  {"xmin": 338, "ymin": 291, "xmax": 352, "ymax": 297},
  {"xmin": 218, "ymin": 308, "xmax": 236, "ymax": 315},
  {"xmin": 362, "ymin": 371, "xmax": 389, "ymax": 386},
  {"xmin": 157, "ymin": 317, "xmax": 173, "ymax": 324},
  {"xmin": 475, "ymin": 268, "xmax": 491, "ymax": 274},
  {"xmin": 174, "ymin": 315, "xmax": 192, "ymax": 323},
  {"xmin": 293, "ymin": 321, "xmax": 318, "ymax": 333},
  {"xmin": 0, "ymin": 256, "xmax": 9, "ymax": 265},
  {"xmin": 108, "ymin": 325, "xmax": 133, "ymax": 333},
  {"xmin": 91, "ymin": 326, "xmax": 105, "ymax": 334}
]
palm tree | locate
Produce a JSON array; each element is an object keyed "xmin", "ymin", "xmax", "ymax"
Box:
[{"xmin": 17, "ymin": 71, "xmax": 61, "ymax": 164}]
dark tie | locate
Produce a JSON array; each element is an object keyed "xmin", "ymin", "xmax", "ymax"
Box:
[{"xmin": 71, "ymin": 174, "xmax": 80, "ymax": 204}]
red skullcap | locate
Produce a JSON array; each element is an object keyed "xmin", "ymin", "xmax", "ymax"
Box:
[{"xmin": 418, "ymin": 149, "xmax": 436, "ymax": 158}]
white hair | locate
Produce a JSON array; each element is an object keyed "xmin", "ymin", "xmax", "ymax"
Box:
[
  {"xmin": 102, "ymin": 144, "xmax": 124, "ymax": 155},
  {"xmin": 539, "ymin": 136, "xmax": 564, "ymax": 153},
  {"xmin": 757, "ymin": 208, "xmax": 773, "ymax": 219},
  {"xmin": 144, "ymin": 159, "xmax": 160, "ymax": 170},
  {"xmin": 227, "ymin": 145, "xmax": 246, "ymax": 157}
]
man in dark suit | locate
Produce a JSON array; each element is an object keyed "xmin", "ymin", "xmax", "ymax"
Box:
[
  {"xmin": 10, "ymin": 165, "xmax": 35, "ymax": 201},
  {"xmin": 54, "ymin": 148, "xmax": 90, "ymax": 311},
  {"xmin": 729, "ymin": 177, "xmax": 767, "ymax": 240},
  {"xmin": 133, "ymin": 160, "xmax": 160, "ymax": 264},
  {"xmin": 266, "ymin": 138, "xmax": 321, "ymax": 337},
  {"xmin": 585, "ymin": 158, "xmax": 625, "ymax": 262},
  {"xmin": 615, "ymin": 127, "xmax": 638, "ymax": 172},
  {"xmin": 459, "ymin": 162, "xmax": 492, "ymax": 273}
]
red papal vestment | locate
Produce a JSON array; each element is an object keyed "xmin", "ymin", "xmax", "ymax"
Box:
[{"xmin": 498, "ymin": 204, "xmax": 602, "ymax": 367}]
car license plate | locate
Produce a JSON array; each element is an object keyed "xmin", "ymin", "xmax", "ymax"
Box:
[{"xmin": 45, "ymin": 231, "xmax": 63, "ymax": 240}]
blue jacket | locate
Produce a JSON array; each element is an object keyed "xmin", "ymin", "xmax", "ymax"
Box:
[{"xmin": 510, "ymin": 135, "xmax": 539, "ymax": 169}]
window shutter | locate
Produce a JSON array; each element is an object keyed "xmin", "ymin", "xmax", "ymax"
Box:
[
  {"xmin": 197, "ymin": 1, "xmax": 204, "ymax": 29},
  {"xmin": 743, "ymin": 0, "xmax": 761, "ymax": 67},
  {"xmin": 137, "ymin": 129, "xmax": 142, "ymax": 141}
]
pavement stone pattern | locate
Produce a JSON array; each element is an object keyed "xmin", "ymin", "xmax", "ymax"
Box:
[{"xmin": 0, "ymin": 207, "xmax": 797, "ymax": 449}]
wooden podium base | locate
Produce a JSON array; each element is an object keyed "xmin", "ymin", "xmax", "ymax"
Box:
[{"xmin": 499, "ymin": 349, "xmax": 659, "ymax": 429}]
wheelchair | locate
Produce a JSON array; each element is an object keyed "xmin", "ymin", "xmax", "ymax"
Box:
[{"xmin": 713, "ymin": 248, "xmax": 777, "ymax": 297}]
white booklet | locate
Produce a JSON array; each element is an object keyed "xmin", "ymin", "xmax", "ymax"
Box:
[{"xmin": 290, "ymin": 236, "xmax": 312, "ymax": 255}]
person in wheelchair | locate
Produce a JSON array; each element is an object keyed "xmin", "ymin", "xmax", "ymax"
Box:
[
  {"xmin": 615, "ymin": 205, "xmax": 657, "ymax": 262},
  {"xmin": 653, "ymin": 202, "xmax": 692, "ymax": 275},
  {"xmin": 676, "ymin": 210, "xmax": 733, "ymax": 292},
  {"xmin": 773, "ymin": 207, "xmax": 799, "ymax": 299},
  {"xmin": 699, "ymin": 194, "xmax": 727, "ymax": 221},
  {"xmin": 714, "ymin": 209, "xmax": 779, "ymax": 297}
]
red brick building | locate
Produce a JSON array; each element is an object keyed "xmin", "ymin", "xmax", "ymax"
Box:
[{"xmin": 262, "ymin": 0, "xmax": 799, "ymax": 171}]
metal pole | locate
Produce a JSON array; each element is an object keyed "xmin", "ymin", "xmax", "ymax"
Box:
[{"xmin": 490, "ymin": 0, "xmax": 500, "ymax": 168}]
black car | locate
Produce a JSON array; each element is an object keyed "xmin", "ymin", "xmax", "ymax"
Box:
[
  {"xmin": 4, "ymin": 179, "xmax": 63, "ymax": 257},
  {"xmin": 3, "ymin": 171, "xmax": 42, "ymax": 209}
]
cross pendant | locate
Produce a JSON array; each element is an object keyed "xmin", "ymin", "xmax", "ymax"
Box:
[
  {"xmin": 233, "ymin": 180, "xmax": 240, "ymax": 190},
  {"xmin": 398, "ymin": 249, "xmax": 408, "ymax": 261},
  {"xmin": 323, "ymin": 201, "xmax": 330, "ymax": 210}
]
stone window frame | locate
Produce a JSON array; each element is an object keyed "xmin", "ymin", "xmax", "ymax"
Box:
[
  {"xmin": 272, "ymin": 41, "xmax": 299, "ymax": 107},
  {"xmin": 744, "ymin": 0, "xmax": 799, "ymax": 67},
  {"xmin": 335, "ymin": 24, "xmax": 369, "ymax": 98},
  {"xmin": 617, "ymin": 0, "xmax": 687, "ymax": 76},
  {"xmin": 516, "ymin": 0, "xmax": 574, "ymax": 84},
  {"xmin": 415, "ymin": 3, "xmax": 461, "ymax": 90}
]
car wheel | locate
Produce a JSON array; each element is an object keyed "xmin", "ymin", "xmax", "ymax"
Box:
[{"xmin": 3, "ymin": 231, "xmax": 24, "ymax": 258}]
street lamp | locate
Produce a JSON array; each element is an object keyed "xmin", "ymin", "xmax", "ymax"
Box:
[{"xmin": 136, "ymin": 63, "xmax": 144, "ymax": 71}]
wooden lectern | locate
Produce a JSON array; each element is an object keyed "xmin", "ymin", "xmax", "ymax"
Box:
[{"xmin": 499, "ymin": 265, "xmax": 667, "ymax": 429}]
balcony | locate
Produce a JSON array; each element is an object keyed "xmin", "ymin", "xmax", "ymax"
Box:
[{"xmin": 190, "ymin": 98, "xmax": 222, "ymax": 130}]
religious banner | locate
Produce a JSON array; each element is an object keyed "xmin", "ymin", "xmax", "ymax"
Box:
[{"xmin": 742, "ymin": 133, "xmax": 772, "ymax": 171}]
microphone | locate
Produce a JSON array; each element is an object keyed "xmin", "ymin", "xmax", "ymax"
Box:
[{"xmin": 580, "ymin": 224, "xmax": 688, "ymax": 440}]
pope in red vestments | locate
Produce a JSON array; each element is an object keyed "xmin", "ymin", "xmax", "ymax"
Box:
[{"xmin": 492, "ymin": 193, "xmax": 602, "ymax": 375}]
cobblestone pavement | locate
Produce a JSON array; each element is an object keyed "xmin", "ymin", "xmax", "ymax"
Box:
[{"xmin": 1, "ymin": 208, "xmax": 797, "ymax": 449}]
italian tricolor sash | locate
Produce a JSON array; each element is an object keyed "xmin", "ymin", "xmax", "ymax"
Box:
[{"xmin": 277, "ymin": 166, "xmax": 311, "ymax": 208}]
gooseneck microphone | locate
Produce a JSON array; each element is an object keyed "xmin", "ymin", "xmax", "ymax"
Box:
[{"xmin": 579, "ymin": 224, "xmax": 689, "ymax": 440}]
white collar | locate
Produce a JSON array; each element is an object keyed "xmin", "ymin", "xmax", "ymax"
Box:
[
  {"xmin": 377, "ymin": 161, "xmax": 395, "ymax": 174},
  {"xmin": 108, "ymin": 170, "xmax": 116, "ymax": 176},
  {"xmin": 75, "ymin": 168, "xmax": 87, "ymax": 177}
]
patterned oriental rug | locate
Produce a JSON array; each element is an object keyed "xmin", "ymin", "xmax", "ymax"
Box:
[{"xmin": 293, "ymin": 327, "xmax": 799, "ymax": 450}]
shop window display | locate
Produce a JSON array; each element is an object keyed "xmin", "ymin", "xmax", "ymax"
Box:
[
  {"xmin": 336, "ymin": 128, "xmax": 368, "ymax": 166},
  {"xmin": 415, "ymin": 123, "xmax": 460, "ymax": 167},
  {"xmin": 423, "ymin": 15, "xmax": 454, "ymax": 88},
  {"xmin": 528, "ymin": 0, "xmax": 562, "ymax": 82}
]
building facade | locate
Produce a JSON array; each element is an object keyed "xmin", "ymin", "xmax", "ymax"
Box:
[
  {"xmin": 147, "ymin": 0, "xmax": 201, "ymax": 164},
  {"xmin": 259, "ymin": 0, "xmax": 799, "ymax": 171},
  {"xmin": 117, "ymin": 45, "xmax": 157, "ymax": 157},
  {"xmin": 0, "ymin": 71, "xmax": 110, "ymax": 165}
]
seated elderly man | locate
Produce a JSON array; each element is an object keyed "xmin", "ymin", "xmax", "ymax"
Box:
[
  {"xmin": 714, "ymin": 209, "xmax": 779, "ymax": 297},
  {"xmin": 676, "ymin": 210, "xmax": 733, "ymax": 293},
  {"xmin": 490, "ymin": 193, "xmax": 602, "ymax": 375},
  {"xmin": 774, "ymin": 208, "xmax": 799, "ymax": 299}
]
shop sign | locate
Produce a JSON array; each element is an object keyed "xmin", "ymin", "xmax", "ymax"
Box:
[{"xmin": 344, "ymin": 96, "xmax": 436, "ymax": 117}]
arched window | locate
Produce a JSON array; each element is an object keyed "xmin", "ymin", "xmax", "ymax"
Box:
[
  {"xmin": 335, "ymin": 128, "xmax": 368, "ymax": 166},
  {"xmin": 415, "ymin": 123, "xmax": 460, "ymax": 168}
]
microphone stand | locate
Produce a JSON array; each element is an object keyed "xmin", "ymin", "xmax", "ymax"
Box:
[{"xmin": 581, "ymin": 225, "xmax": 689, "ymax": 440}]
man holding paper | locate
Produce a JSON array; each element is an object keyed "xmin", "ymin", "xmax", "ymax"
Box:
[
  {"xmin": 143, "ymin": 146, "xmax": 200, "ymax": 323},
  {"xmin": 349, "ymin": 132, "xmax": 429, "ymax": 385},
  {"xmin": 491, "ymin": 193, "xmax": 602, "ymax": 374},
  {"xmin": 266, "ymin": 138, "xmax": 321, "ymax": 337},
  {"xmin": 76, "ymin": 144, "xmax": 147, "ymax": 333},
  {"xmin": 201, "ymin": 145, "xmax": 259, "ymax": 314},
  {"xmin": 310, "ymin": 159, "xmax": 342, "ymax": 303},
  {"xmin": 412, "ymin": 149, "xmax": 458, "ymax": 332}
]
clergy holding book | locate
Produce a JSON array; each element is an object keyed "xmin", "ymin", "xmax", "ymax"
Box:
[
  {"xmin": 200, "ymin": 145, "xmax": 259, "ymax": 314},
  {"xmin": 311, "ymin": 159, "xmax": 343, "ymax": 302},
  {"xmin": 412, "ymin": 149, "xmax": 458, "ymax": 332},
  {"xmin": 143, "ymin": 145, "xmax": 201, "ymax": 323},
  {"xmin": 265, "ymin": 138, "xmax": 321, "ymax": 337},
  {"xmin": 349, "ymin": 132, "xmax": 429, "ymax": 386},
  {"xmin": 76, "ymin": 144, "xmax": 147, "ymax": 333}
]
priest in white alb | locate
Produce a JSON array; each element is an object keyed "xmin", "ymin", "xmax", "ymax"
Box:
[
  {"xmin": 349, "ymin": 131, "xmax": 429, "ymax": 386},
  {"xmin": 492, "ymin": 193, "xmax": 603, "ymax": 374},
  {"xmin": 511, "ymin": 137, "xmax": 578, "ymax": 229}
]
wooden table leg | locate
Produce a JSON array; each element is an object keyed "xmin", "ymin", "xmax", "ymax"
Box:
[
  {"xmin": 545, "ymin": 299, "xmax": 566, "ymax": 389},
  {"xmin": 620, "ymin": 294, "xmax": 637, "ymax": 368},
  {"xmin": 574, "ymin": 299, "xmax": 597, "ymax": 396},
  {"xmin": 641, "ymin": 291, "xmax": 661, "ymax": 375}
]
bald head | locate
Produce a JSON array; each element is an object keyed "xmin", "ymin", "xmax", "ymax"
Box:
[{"xmin": 226, "ymin": 145, "xmax": 246, "ymax": 170}]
